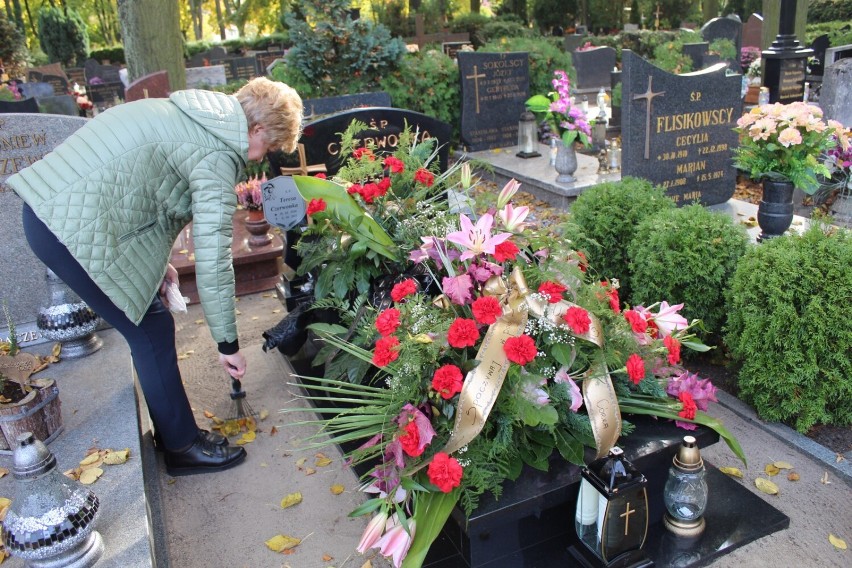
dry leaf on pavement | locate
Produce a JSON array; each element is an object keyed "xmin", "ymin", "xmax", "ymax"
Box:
[
  {"xmin": 259, "ymin": 409, "xmax": 269, "ymax": 420},
  {"xmin": 280, "ymin": 492, "xmax": 302, "ymax": 509},
  {"xmin": 719, "ymin": 466, "xmax": 743, "ymax": 478},
  {"xmin": 755, "ymin": 477, "xmax": 779, "ymax": 495},
  {"xmin": 265, "ymin": 534, "xmax": 301, "ymax": 553},
  {"xmin": 0, "ymin": 468, "xmax": 8, "ymax": 479},
  {"xmin": 103, "ymin": 449, "xmax": 130, "ymax": 465},
  {"xmin": 821, "ymin": 471, "xmax": 831, "ymax": 484},
  {"xmin": 787, "ymin": 472, "xmax": 800, "ymax": 481},
  {"xmin": 79, "ymin": 467, "xmax": 104, "ymax": 485},
  {"xmin": 330, "ymin": 484, "xmax": 345, "ymax": 495},
  {"xmin": 79, "ymin": 453, "xmax": 101, "ymax": 467},
  {"xmin": 764, "ymin": 463, "xmax": 780, "ymax": 476},
  {"xmin": 829, "ymin": 534, "xmax": 847, "ymax": 550},
  {"xmin": 773, "ymin": 461, "xmax": 794, "ymax": 470}
]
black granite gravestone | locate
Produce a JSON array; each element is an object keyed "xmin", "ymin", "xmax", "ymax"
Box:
[
  {"xmin": 762, "ymin": 0, "xmax": 812, "ymax": 104},
  {"xmin": 41, "ymin": 75, "xmax": 69, "ymax": 96},
  {"xmin": 563, "ymin": 34, "xmax": 587, "ymax": 53},
  {"xmin": 267, "ymin": 107, "xmax": 452, "ymax": 177},
  {"xmin": 18, "ymin": 82, "xmax": 55, "ymax": 100},
  {"xmin": 217, "ymin": 56, "xmax": 258, "ymax": 82},
  {"xmin": 573, "ymin": 46, "xmax": 617, "ymax": 93},
  {"xmin": 700, "ymin": 16, "xmax": 743, "ymax": 65},
  {"xmin": 458, "ymin": 51, "xmax": 530, "ymax": 152},
  {"xmin": 807, "ymin": 34, "xmax": 831, "ymax": 76},
  {"xmin": 682, "ymin": 43, "xmax": 708, "ymax": 70},
  {"xmin": 87, "ymin": 82, "xmax": 126, "ymax": 106},
  {"xmin": 621, "ymin": 51, "xmax": 741, "ymax": 206},
  {"xmin": 83, "ymin": 59, "xmax": 121, "ymax": 84},
  {"xmin": 65, "ymin": 67, "xmax": 86, "ymax": 88},
  {"xmin": 186, "ymin": 46, "xmax": 229, "ymax": 68},
  {"xmin": 303, "ymin": 92, "xmax": 393, "ymax": 118}
]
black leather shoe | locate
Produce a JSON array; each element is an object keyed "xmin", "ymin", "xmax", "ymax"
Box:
[
  {"xmin": 153, "ymin": 429, "xmax": 228, "ymax": 452},
  {"xmin": 163, "ymin": 433, "xmax": 246, "ymax": 476}
]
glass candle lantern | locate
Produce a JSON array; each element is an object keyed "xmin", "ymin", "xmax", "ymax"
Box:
[
  {"xmin": 663, "ymin": 435, "xmax": 708, "ymax": 537},
  {"xmin": 572, "ymin": 447, "xmax": 652, "ymax": 567},
  {"xmin": 516, "ymin": 110, "xmax": 541, "ymax": 159}
]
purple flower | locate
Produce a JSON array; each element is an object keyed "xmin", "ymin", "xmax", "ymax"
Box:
[
  {"xmin": 467, "ymin": 259, "xmax": 503, "ymax": 284},
  {"xmin": 666, "ymin": 371, "xmax": 718, "ymax": 412},
  {"xmin": 443, "ymin": 274, "xmax": 474, "ymax": 305}
]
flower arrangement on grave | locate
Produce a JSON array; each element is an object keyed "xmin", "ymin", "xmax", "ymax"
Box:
[
  {"xmin": 524, "ymin": 70, "xmax": 591, "ymax": 148},
  {"xmin": 287, "ymin": 129, "xmax": 746, "ymax": 568},
  {"xmin": 234, "ymin": 173, "xmax": 267, "ymax": 211},
  {"xmin": 740, "ymin": 46, "xmax": 761, "ymax": 75},
  {"xmin": 0, "ymin": 81, "xmax": 21, "ymax": 102},
  {"xmin": 733, "ymin": 101, "xmax": 844, "ymax": 194},
  {"xmin": 745, "ymin": 57, "xmax": 762, "ymax": 86},
  {"xmin": 823, "ymin": 124, "xmax": 852, "ymax": 187},
  {"xmin": 70, "ymin": 82, "xmax": 92, "ymax": 113}
]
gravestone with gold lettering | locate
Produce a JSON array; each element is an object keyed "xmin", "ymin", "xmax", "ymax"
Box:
[
  {"xmin": 621, "ymin": 51, "xmax": 742, "ymax": 206},
  {"xmin": 0, "ymin": 113, "xmax": 88, "ymax": 345},
  {"xmin": 458, "ymin": 51, "xmax": 530, "ymax": 152}
]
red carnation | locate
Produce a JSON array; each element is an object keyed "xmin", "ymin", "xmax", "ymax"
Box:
[
  {"xmin": 471, "ymin": 296, "xmax": 502, "ymax": 325},
  {"xmin": 447, "ymin": 318, "xmax": 480, "ymax": 348},
  {"xmin": 563, "ymin": 306, "xmax": 591, "ymax": 335},
  {"xmin": 377, "ymin": 176, "xmax": 391, "ymax": 194},
  {"xmin": 372, "ymin": 336, "xmax": 400, "ymax": 367},
  {"xmin": 432, "ymin": 364, "xmax": 464, "ymax": 399},
  {"xmin": 375, "ymin": 308, "xmax": 401, "ymax": 337},
  {"xmin": 664, "ymin": 335, "xmax": 682, "ymax": 365},
  {"xmin": 538, "ymin": 281, "xmax": 567, "ymax": 304},
  {"xmin": 493, "ymin": 240, "xmax": 520, "ymax": 262},
  {"xmin": 306, "ymin": 198, "xmax": 326, "ymax": 216},
  {"xmin": 391, "ymin": 279, "xmax": 418, "ymax": 302},
  {"xmin": 678, "ymin": 391, "xmax": 697, "ymax": 421},
  {"xmin": 623, "ymin": 310, "xmax": 648, "ymax": 334},
  {"xmin": 575, "ymin": 251, "xmax": 588, "ymax": 273},
  {"xmin": 347, "ymin": 182, "xmax": 362, "ymax": 195},
  {"xmin": 399, "ymin": 420, "xmax": 423, "ymax": 457},
  {"xmin": 427, "ymin": 452, "xmax": 463, "ymax": 493},
  {"xmin": 607, "ymin": 288, "xmax": 621, "ymax": 314},
  {"xmin": 353, "ymin": 147, "xmax": 375, "ymax": 161},
  {"xmin": 414, "ymin": 167, "xmax": 435, "ymax": 187},
  {"xmin": 314, "ymin": 172, "xmax": 327, "ymax": 179},
  {"xmin": 503, "ymin": 334, "xmax": 537, "ymax": 366},
  {"xmin": 383, "ymin": 156, "xmax": 405, "ymax": 173},
  {"xmin": 626, "ymin": 353, "xmax": 645, "ymax": 384}
]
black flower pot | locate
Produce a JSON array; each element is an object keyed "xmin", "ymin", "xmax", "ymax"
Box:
[{"xmin": 757, "ymin": 179, "xmax": 795, "ymax": 241}]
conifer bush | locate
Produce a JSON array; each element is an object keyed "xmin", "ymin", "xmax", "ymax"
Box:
[
  {"xmin": 628, "ymin": 204, "xmax": 748, "ymax": 344},
  {"xmin": 37, "ymin": 6, "xmax": 89, "ymax": 67},
  {"xmin": 566, "ymin": 177, "xmax": 674, "ymax": 298},
  {"xmin": 725, "ymin": 223, "xmax": 852, "ymax": 432}
]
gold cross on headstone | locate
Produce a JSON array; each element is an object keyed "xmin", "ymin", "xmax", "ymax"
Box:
[
  {"xmin": 620, "ymin": 501, "xmax": 636, "ymax": 536},
  {"xmin": 466, "ymin": 65, "xmax": 487, "ymax": 114},
  {"xmin": 633, "ymin": 75, "xmax": 665, "ymax": 160},
  {"xmin": 279, "ymin": 143, "xmax": 328, "ymax": 177}
]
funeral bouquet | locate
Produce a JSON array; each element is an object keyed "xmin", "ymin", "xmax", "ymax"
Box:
[
  {"xmin": 525, "ymin": 69, "xmax": 592, "ymax": 147},
  {"xmin": 822, "ymin": 123, "xmax": 852, "ymax": 188},
  {"xmin": 288, "ymin": 131, "xmax": 744, "ymax": 568},
  {"xmin": 234, "ymin": 174, "xmax": 266, "ymax": 211},
  {"xmin": 733, "ymin": 101, "xmax": 843, "ymax": 194}
]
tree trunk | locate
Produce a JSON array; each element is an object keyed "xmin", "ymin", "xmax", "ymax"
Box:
[
  {"xmin": 214, "ymin": 0, "xmax": 226, "ymax": 40},
  {"xmin": 10, "ymin": 0, "xmax": 23, "ymax": 31},
  {"xmin": 22, "ymin": 0, "xmax": 35, "ymax": 37},
  {"xmin": 118, "ymin": 0, "xmax": 186, "ymax": 90},
  {"xmin": 189, "ymin": 0, "xmax": 202, "ymax": 40}
]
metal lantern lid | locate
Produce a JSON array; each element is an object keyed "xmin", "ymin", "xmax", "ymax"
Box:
[
  {"xmin": 1, "ymin": 432, "xmax": 104, "ymax": 566},
  {"xmin": 581, "ymin": 446, "xmax": 647, "ymax": 499},
  {"xmin": 672, "ymin": 435, "xmax": 704, "ymax": 472}
]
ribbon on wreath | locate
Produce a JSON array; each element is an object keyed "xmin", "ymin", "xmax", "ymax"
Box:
[{"xmin": 438, "ymin": 266, "xmax": 621, "ymax": 460}]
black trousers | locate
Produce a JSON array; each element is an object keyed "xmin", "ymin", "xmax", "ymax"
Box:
[{"xmin": 22, "ymin": 204, "xmax": 197, "ymax": 451}]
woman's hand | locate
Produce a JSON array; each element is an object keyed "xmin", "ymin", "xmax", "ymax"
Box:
[
  {"xmin": 159, "ymin": 263, "xmax": 179, "ymax": 309},
  {"xmin": 219, "ymin": 351, "xmax": 247, "ymax": 380}
]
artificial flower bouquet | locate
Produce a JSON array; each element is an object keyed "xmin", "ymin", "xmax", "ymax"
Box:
[
  {"xmin": 287, "ymin": 137, "xmax": 745, "ymax": 568},
  {"xmin": 234, "ymin": 174, "xmax": 267, "ymax": 211},
  {"xmin": 524, "ymin": 70, "xmax": 592, "ymax": 148},
  {"xmin": 733, "ymin": 101, "xmax": 843, "ymax": 194},
  {"xmin": 822, "ymin": 123, "xmax": 852, "ymax": 188}
]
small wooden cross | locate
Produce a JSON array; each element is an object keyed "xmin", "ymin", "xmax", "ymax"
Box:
[
  {"xmin": 655, "ymin": 3, "xmax": 662, "ymax": 30},
  {"xmin": 466, "ymin": 65, "xmax": 487, "ymax": 114},
  {"xmin": 279, "ymin": 144, "xmax": 327, "ymax": 177},
  {"xmin": 633, "ymin": 75, "xmax": 665, "ymax": 160},
  {"xmin": 620, "ymin": 501, "xmax": 636, "ymax": 536}
]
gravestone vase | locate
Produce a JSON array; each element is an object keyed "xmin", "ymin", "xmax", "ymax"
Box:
[
  {"xmin": 757, "ymin": 179, "xmax": 795, "ymax": 241},
  {"xmin": 555, "ymin": 140, "xmax": 578, "ymax": 183},
  {"xmin": 244, "ymin": 209, "xmax": 273, "ymax": 247}
]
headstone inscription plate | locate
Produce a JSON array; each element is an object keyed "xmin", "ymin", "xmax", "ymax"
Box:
[
  {"xmin": 228, "ymin": 57, "xmax": 260, "ymax": 81},
  {"xmin": 41, "ymin": 74, "xmax": 69, "ymax": 96},
  {"xmin": 573, "ymin": 46, "xmax": 617, "ymax": 92},
  {"xmin": 621, "ymin": 51, "xmax": 741, "ymax": 206},
  {"xmin": 260, "ymin": 176, "xmax": 306, "ymax": 231},
  {"xmin": 458, "ymin": 51, "xmax": 529, "ymax": 152},
  {"xmin": 303, "ymin": 92, "xmax": 393, "ymax": 118},
  {"xmin": 87, "ymin": 82, "xmax": 126, "ymax": 106},
  {"xmin": 267, "ymin": 107, "xmax": 452, "ymax": 177},
  {"xmin": 0, "ymin": 114, "xmax": 88, "ymax": 342}
]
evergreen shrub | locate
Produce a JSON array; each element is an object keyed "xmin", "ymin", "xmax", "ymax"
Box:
[
  {"xmin": 480, "ymin": 37, "xmax": 573, "ymax": 98},
  {"xmin": 0, "ymin": 13, "xmax": 28, "ymax": 78},
  {"xmin": 89, "ymin": 45, "xmax": 125, "ymax": 64},
  {"xmin": 448, "ymin": 12, "xmax": 491, "ymax": 49},
  {"xmin": 628, "ymin": 204, "xmax": 748, "ymax": 343},
  {"xmin": 37, "ymin": 7, "xmax": 89, "ymax": 67},
  {"xmin": 566, "ymin": 177, "xmax": 674, "ymax": 297},
  {"xmin": 808, "ymin": 0, "xmax": 852, "ymax": 23},
  {"xmin": 725, "ymin": 223, "xmax": 852, "ymax": 432}
]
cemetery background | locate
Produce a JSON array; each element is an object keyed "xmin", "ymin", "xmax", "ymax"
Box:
[{"xmin": 2, "ymin": 0, "xmax": 852, "ymax": 566}]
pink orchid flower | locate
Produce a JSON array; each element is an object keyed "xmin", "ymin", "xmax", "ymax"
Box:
[
  {"xmin": 498, "ymin": 203, "xmax": 530, "ymax": 232},
  {"xmin": 496, "ymin": 178, "xmax": 521, "ymax": 208},
  {"xmin": 554, "ymin": 367, "xmax": 583, "ymax": 412},
  {"xmin": 374, "ymin": 516, "xmax": 416, "ymax": 568},
  {"xmin": 652, "ymin": 301, "xmax": 688, "ymax": 337},
  {"xmin": 446, "ymin": 213, "xmax": 512, "ymax": 261},
  {"xmin": 357, "ymin": 510, "xmax": 389, "ymax": 553}
]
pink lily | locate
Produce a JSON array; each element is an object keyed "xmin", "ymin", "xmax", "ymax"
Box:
[
  {"xmin": 446, "ymin": 213, "xmax": 512, "ymax": 261},
  {"xmin": 374, "ymin": 516, "xmax": 416, "ymax": 568},
  {"xmin": 357, "ymin": 510, "xmax": 389, "ymax": 553},
  {"xmin": 496, "ymin": 178, "xmax": 521, "ymax": 208},
  {"xmin": 554, "ymin": 367, "xmax": 583, "ymax": 412},
  {"xmin": 652, "ymin": 301, "xmax": 688, "ymax": 337},
  {"xmin": 498, "ymin": 203, "xmax": 530, "ymax": 232}
]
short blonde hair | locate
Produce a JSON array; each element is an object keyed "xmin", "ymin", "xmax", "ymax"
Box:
[{"xmin": 236, "ymin": 77, "xmax": 303, "ymax": 153}]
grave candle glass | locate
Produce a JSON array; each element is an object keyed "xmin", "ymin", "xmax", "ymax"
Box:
[
  {"xmin": 516, "ymin": 110, "xmax": 541, "ymax": 159},
  {"xmin": 572, "ymin": 447, "xmax": 652, "ymax": 568},
  {"xmin": 663, "ymin": 435, "xmax": 708, "ymax": 537}
]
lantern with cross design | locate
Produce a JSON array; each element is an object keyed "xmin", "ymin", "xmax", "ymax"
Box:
[{"xmin": 572, "ymin": 447, "xmax": 652, "ymax": 567}]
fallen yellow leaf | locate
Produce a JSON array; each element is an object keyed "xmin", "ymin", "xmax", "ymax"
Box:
[
  {"xmin": 764, "ymin": 463, "xmax": 780, "ymax": 476},
  {"xmin": 251, "ymin": 316, "xmax": 259, "ymax": 321},
  {"xmin": 103, "ymin": 449, "xmax": 130, "ymax": 465},
  {"xmin": 236, "ymin": 431, "xmax": 256, "ymax": 445},
  {"xmin": 203, "ymin": 410, "xmax": 216, "ymax": 419},
  {"xmin": 821, "ymin": 471, "xmax": 832, "ymax": 485},
  {"xmin": 79, "ymin": 453, "xmax": 101, "ymax": 467},
  {"xmin": 195, "ymin": 319, "xmax": 204, "ymax": 325},
  {"xmin": 259, "ymin": 409, "xmax": 269, "ymax": 421},
  {"xmin": 837, "ymin": 454, "xmax": 846, "ymax": 463},
  {"xmin": 177, "ymin": 353, "xmax": 190, "ymax": 360},
  {"xmin": 787, "ymin": 472, "xmax": 800, "ymax": 481},
  {"xmin": 0, "ymin": 496, "xmax": 11, "ymax": 520},
  {"xmin": 719, "ymin": 466, "xmax": 743, "ymax": 478},
  {"xmin": 79, "ymin": 467, "xmax": 104, "ymax": 485},
  {"xmin": 315, "ymin": 456, "xmax": 332, "ymax": 467},
  {"xmin": 236, "ymin": 310, "xmax": 242, "ymax": 315},
  {"xmin": 64, "ymin": 468, "xmax": 80, "ymax": 480},
  {"xmin": 323, "ymin": 554, "xmax": 333, "ymax": 561},
  {"xmin": 304, "ymin": 467, "xmax": 316, "ymax": 476},
  {"xmin": 755, "ymin": 477, "xmax": 779, "ymax": 495},
  {"xmin": 280, "ymin": 492, "xmax": 303, "ymax": 509},
  {"xmin": 829, "ymin": 534, "xmax": 847, "ymax": 550},
  {"xmin": 272, "ymin": 309, "xmax": 281, "ymax": 314},
  {"xmin": 360, "ymin": 561, "xmax": 372, "ymax": 568},
  {"xmin": 773, "ymin": 461, "xmax": 794, "ymax": 470},
  {"xmin": 330, "ymin": 484, "xmax": 345, "ymax": 495},
  {"xmin": 296, "ymin": 457, "xmax": 307, "ymax": 468},
  {"xmin": 0, "ymin": 467, "xmax": 8, "ymax": 479},
  {"xmin": 265, "ymin": 534, "xmax": 301, "ymax": 552},
  {"xmin": 221, "ymin": 420, "xmax": 241, "ymax": 437}
]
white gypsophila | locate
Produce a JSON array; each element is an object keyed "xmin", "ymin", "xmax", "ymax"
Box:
[
  {"xmin": 541, "ymin": 366, "xmax": 556, "ymax": 379},
  {"xmin": 458, "ymin": 458, "xmax": 471, "ymax": 467}
]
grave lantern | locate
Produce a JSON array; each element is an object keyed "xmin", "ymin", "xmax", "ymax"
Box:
[
  {"xmin": 516, "ymin": 110, "xmax": 541, "ymax": 159},
  {"xmin": 572, "ymin": 447, "xmax": 652, "ymax": 567},
  {"xmin": 663, "ymin": 435, "xmax": 708, "ymax": 537}
]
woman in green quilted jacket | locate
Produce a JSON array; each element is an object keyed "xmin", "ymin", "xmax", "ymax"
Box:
[{"xmin": 9, "ymin": 77, "xmax": 303, "ymax": 476}]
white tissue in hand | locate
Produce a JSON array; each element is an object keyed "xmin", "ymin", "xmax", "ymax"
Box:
[{"xmin": 165, "ymin": 282, "xmax": 188, "ymax": 313}]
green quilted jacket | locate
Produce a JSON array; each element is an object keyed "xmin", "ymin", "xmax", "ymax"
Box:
[{"xmin": 8, "ymin": 90, "xmax": 249, "ymax": 351}]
